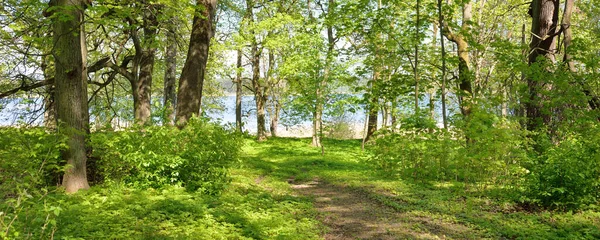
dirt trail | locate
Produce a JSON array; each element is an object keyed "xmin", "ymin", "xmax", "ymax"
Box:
[
  {"xmin": 291, "ymin": 178, "xmax": 412, "ymax": 240},
  {"xmin": 290, "ymin": 178, "xmax": 475, "ymax": 240}
]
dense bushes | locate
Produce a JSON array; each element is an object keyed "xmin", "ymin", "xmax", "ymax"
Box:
[
  {"xmin": 0, "ymin": 128, "xmax": 66, "ymax": 239},
  {"xmin": 369, "ymin": 111, "xmax": 528, "ymax": 184},
  {"xmin": 524, "ymin": 125, "xmax": 600, "ymax": 209},
  {"xmin": 91, "ymin": 118, "xmax": 243, "ymax": 194},
  {"xmin": 0, "ymin": 118, "xmax": 242, "ymax": 196},
  {"xmin": 0, "ymin": 127, "xmax": 66, "ymax": 199},
  {"xmin": 369, "ymin": 110, "xmax": 600, "ymax": 210},
  {"xmin": 0, "ymin": 119, "xmax": 242, "ymax": 238}
]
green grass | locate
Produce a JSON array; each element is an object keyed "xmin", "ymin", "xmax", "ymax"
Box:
[
  {"xmin": 3, "ymin": 137, "xmax": 600, "ymax": 239},
  {"xmin": 243, "ymin": 137, "xmax": 600, "ymax": 239}
]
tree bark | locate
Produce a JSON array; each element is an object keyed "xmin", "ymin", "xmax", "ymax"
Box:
[
  {"xmin": 175, "ymin": 0, "xmax": 217, "ymax": 126},
  {"xmin": 363, "ymin": 71, "xmax": 379, "ymax": 146},
  {"xmin": 526, "ymin": 0, "xmax": 559, "ymax": 132},
  {"xmin": 246, "ymin": 0, "xmax": 267, "ymax": 141},
  {"xmin": 235, "ymin": 49, "xmax": 243, "ymax": 132},
  {"xmin": 50, "ymin": 0, "xmax": 90, "ymax": 193},
  {"xmin": 42, "ymin": 55, "xmax": 56, "ymax": 130},
  {"xmin": 414, "ymin": 0, "xmax": 420, "ymax": 116},
  {"xmin": 443, "ymin": 2, "xmax": 474, "ymax": 118},
  {"xmin": 438, "ymin": 0, "xmax": 447, "ymax": 129},
  {"xmin": 562, "ymin": 0, "xmax": 575, "ymax": 72},
  {"xmin": 163, "ymin": 19, "xmax": 177, "ymax": 126}
]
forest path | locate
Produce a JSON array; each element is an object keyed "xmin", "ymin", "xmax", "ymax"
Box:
[
  {"xmin": 290, "ymin": 178, "xmax": 409, "ymax": 239},
  {"xmin": 246, "ymin": 138, "xmax": 477, "ymax": 239}
]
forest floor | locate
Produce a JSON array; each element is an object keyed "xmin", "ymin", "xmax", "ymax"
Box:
[
  {"xmin": 244, "ymin": 138, "xmax": 600, "ymax": 240},
  {"xmin": 5, "ymin": 137, "xmax": 600, "ymax": 239}
]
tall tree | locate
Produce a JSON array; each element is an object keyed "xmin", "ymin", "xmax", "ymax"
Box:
[
  {"xmin": 246, "ymin": 0, "xmax": 268, "ymax": 141},
  {"xmin": 134, "ymin": 3, "xmax": 159, "ymax": 125},
  {"xmin": 163, "ymin": 16, "xmax": 178, "ymax": 126},
  {"xmin": 526, "ymin": 0, "xmax": 560, "ymax": 132},
  {"xmin": 443, "ymin": 1, "xmax": 474, "ymax": 118},
  {"xmin": 48, "ymin": 0, "xmax": 91, "ymax": 193},
  {"xmin": 176, "ymin": 0, "xmax": 218, "ymax": 126},
  {"xmin": 235, "ymin": 49, "xmax": 243, "ymax": 132},
  {"xmin": 437, "ymin": 0, "xmax": 447, "ymax": 128}
]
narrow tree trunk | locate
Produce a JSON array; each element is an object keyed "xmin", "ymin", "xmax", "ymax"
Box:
[
  {"xmin": 518, "ymin": 23, "xmax": 527, "ymax": 120},
  {"xmin": 438, "ymin": 0, "xmax": 448, "ymax": 129},
  {"xmin": 312, "ymin": 106, "xmax": 322, "ymax": 147},
  {"xmin": 270, "ymin": 101, "xmax": 280, "ymax": 137},
  {"xmin": 50, "ymin": 0, "xmax": 90, "ymax": 193},
  {"xmin": 562, "ymin": 0, "xmax": 575, "ymax": 72},
  {"xmin": 444, "ymin": 2, "xmax": 474, "ymax": 119},
  {"xmin": 364, "ymin": 0, "xmax": 381, "ymax": 146},
  {"xmin": 175, "ymin": 0, "xmax": 217, "ymax": 126},
  {"xmin": 235, "ymin": 49, "xmax": 243, "ymax": 132},
  {"xmin": 265, "ymin": 51, "xmax": 280, "ymax": 138},
  {"xmin": 414, "ymin": 0, "xmax": 420, "ymax": 116},
  {"xmin": 245, "ymin": 0, "xmax": 267, "ymax": 141},
  {"xmin": 429, "ymin": 24, "xmax": 437, "ymax": 126},
  {"xmin": 391, "ymin": 100, "xmax": 397, "ymax": 129},
  {"xmin": 251, "ymin": 49, "xmax": 266, "ymax": 140},
  {"xmin": 163, "ymin": 20, "xmax": 177, "ymax": 126},
  {"xmin": 363, "ymin": 71, "xmax": 379, "ymax": 146}
]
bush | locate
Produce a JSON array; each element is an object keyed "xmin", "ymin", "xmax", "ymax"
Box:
[
  {"xmin": 368, "ymin": 128, "xmax": 459, "ymax": 180},
  {"xmin": 91, "ymin": 118, "xmax": 243, "ymax": 194},
  {"xmin": 459, "ymin": 110, "xmax": 530, "ymax": 184},
  {"xmin": 368, "ymin": 109, "xmax": 528, "ymax": 185},
  {"xmin": 0, "ymin": 127, "xmax": 66, "ymax": 239},
  {"xmin": 524, "ymin": 125, "xmax": 600, "ymax": 209},
  {"xmin": 0, "ymin": 127, "xmax": 66, "ymax": 199}
]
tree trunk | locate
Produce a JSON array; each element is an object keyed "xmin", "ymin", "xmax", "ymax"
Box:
[
  {"xmin": 132, "ymin": 5, "xmax": 159, "ymax": 125},
  {"xmin": 50, "ymin": 0, "xmax": 90, "ymax": 193},
  {"xmin": 437, "ymin": 0, "xmax": 448, "ymax": 129},
  {"xmin": 414, "ymin": 0, "xmax": 420, "ymax": 116},
  {"xmin": 444, "ymin": 2, "xmax": 474, "ymax": 118},
  {"xmin": 163, "ymin": 20, "xmax": 177, "ymax": 126},
  {"xmin": 175, "ymin": 0, "xmax": 217, "ymax": 126},
  {"xmin": 252, "ymin": 49, "xmax": 267, "ymax": 141},
  {"xmin": 526, "ymin": 0, "xmax": 559, "ymax": 132},
  {"xmin": 235, "ymin": 49, "xmax": 243, "ymax": 132},
  {"xmin": 363, "ymin": 71, "xmax": 379, "ymax": 146},
  {"xmin": 42, "ymin": 55, "xmax": 56, "ymax": 130},
  {"xmin": 270, "ymin": 101, "xmax": 280, "ymax": 137}
]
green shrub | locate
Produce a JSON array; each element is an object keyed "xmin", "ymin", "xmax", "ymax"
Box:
[
  {"xmin": 0, "ymin": 127, "xmax": 66, "ymax": 199},
  {"xmin": 91, "ymin": 118, "xmax": 243, "ymax": 194},
  {"xmin": 0, "ymin": 127, "xmax": 66, "ymax": 239},
  {"xmin": 368, "ymin": 128, "xmax": 459, "ymax": 180},
  {"xmin": 369, "ymin": 109, "xmax": 528, "ymax": 185},
  {"xmin": 459, "ymin": 110, "xmax": 530, "ymax": 184},
  {"xmin": 524, "ymin": 125, "xmax": 600, "ymax": 209}
]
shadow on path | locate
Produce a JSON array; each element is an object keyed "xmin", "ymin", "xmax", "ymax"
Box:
[{"xmin": 291, "ymin": 178, "xmax": 417, "ymax": 240}]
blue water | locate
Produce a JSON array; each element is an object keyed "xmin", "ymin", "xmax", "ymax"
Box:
[{"xmin": 1, "ymin": 95, "xmax": 455, "ymax": 131}]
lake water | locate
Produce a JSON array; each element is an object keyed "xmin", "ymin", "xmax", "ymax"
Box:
[{"xmin": 1, "ymin": 95, "xmax": 452, "ymax": 137}]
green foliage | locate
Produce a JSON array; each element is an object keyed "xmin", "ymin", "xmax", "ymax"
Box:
[
  {"xmin": 1, "ymin": 138, "xmax": 322, "ymax": 240},
  {"xmin": 369, "ymin": 108, "xmax": 528, "ymax": 185},
  {"xmin": 524, "ymin": 125, "xmax": 600, "ymax": 210},
  {"xmin": 0, "ymin": 127, "xmax": 66, "ymax": 199},
  {"xmin": 91, "ymin": 118, "xmax": 243, "ymax": 194},
  {"xmin": 368, "ymin": 128, "xmax": 459, "ymax": 180},
  {"xmin": 0, "ymin": 127, "xmax": 66, "ymax": 239}
]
